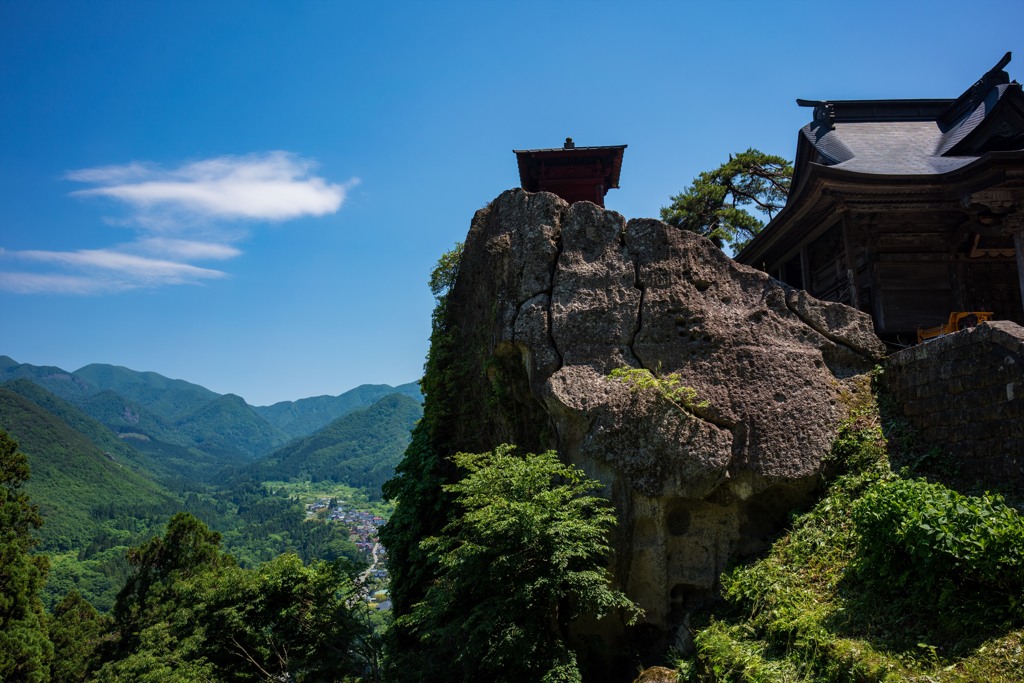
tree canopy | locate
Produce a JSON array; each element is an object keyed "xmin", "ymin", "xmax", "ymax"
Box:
[
  {"xmin": 660, "ymin": 148, "xmax": 792, "ymax": 253},
  {"xmin": 400, "ymin": 446, "xmax": 639, "ymax": 683},
  {"xmin": 96, "ymin": 512, "xmax": 375, "ymax": 682},
  {"xmin": 0, "ymin": 429, "xmax": 52, "ymax": 683}
]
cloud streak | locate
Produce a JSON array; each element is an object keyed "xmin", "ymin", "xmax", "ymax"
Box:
[
  {"xmin": 1, "ymin": 152, "xmax": 353, "ymax": 295},
  {"xmin": 68, "ymin": 152, "xmax": 352, "ymax": 223},
  {"xmin": 1, "ymin": 247, "xmax": 227, "ymax": 294}
]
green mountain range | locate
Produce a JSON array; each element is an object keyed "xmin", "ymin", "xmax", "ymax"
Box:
[
  {"xmin": 246, "ymin": 393, "xmax": 422, "ymax": 496},
  {"xmin": 254, "ymin": 381, "xmax": 422, "ymax": 440},
  {"xmin": 0, "ymin": 355, "xmax": 423, "ymax": 472}
]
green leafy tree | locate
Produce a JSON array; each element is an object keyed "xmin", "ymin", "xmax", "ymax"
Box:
[
  {"xmin": 110, "ymin": 511, "xmax": 233, "ymax": 655},
  {"xmin": 428, "ymin": 241, "xmax": 464, "ymax": 297},
  {"xmin": 0, "ymin": 429, "xmax": 53, "ymax": 683},
  {"xmin": 97, "ymin": 512, "xmax": 373, "ymax": 682},
  {"xmin": 48, "ymin": 590, "xmax": 109, "ymax": 683},
  {"xmin": 660, "ymin": 148, "xmax": 792, "ymax": 253},
  {"xmin": 189, "ymin": 553, "xmax": 370, "ymax": 681},
  {"xmin": 402, "ymin": 445, "xmax": 640, "ymax": 683}
]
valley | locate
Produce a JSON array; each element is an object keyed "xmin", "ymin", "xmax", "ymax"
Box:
[{"xmin": 0, "ymin": 354, "xmax": 420, "ymax": 611}]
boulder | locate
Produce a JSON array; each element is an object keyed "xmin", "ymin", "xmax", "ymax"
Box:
[{"xmin": 444, "ymin": 188, "xmax": 885, "ymax": 650}]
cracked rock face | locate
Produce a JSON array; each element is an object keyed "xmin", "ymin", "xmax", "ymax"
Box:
[{"xmin": 445, "ymin": 189, "xmax": 885, "ymax": 645}]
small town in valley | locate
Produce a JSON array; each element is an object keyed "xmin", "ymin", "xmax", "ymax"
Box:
[{"xmin": 305, "ymin": 496, "xmax": 391, "ymax": 610}]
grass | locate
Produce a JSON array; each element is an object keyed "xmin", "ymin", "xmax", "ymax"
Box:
[{"xmin": 678, "ymin": 378, "xmax": 1024, "ymax": 682}]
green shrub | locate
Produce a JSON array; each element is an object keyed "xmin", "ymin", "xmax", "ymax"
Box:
[{"xmin": 852, "ymin": 477, "xmax": 1024, "ymax": 614}]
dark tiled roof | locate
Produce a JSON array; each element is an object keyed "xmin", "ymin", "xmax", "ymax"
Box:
[
  {"xmin": 797, "ymin": 53, "xmax": 1022, "ymax": 176},
  {"xmin": 807, "ymin": 120, "xmax": 976, "ymax": 174},
  {"xmin": 736, "ymin": 53, "xmax": 1024, "ymax": 266},
  {"xmin": 937, "ymin": 84, "xmax": 1009, "ymax": 155}
]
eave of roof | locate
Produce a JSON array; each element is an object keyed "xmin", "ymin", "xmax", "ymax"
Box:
[
  {"xmin": 513, "ymin": 145, "xmax": 627, "ymax": 191},
  {"xmin": 736, "ymin": 150, "xmax": 1024, "ymax": 266},
  {"xmin": 513, "ymin": 145, "xmax": 627, "ymax": 154}
]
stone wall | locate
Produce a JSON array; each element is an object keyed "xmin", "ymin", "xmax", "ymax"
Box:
[{"xmin": 884, "ymin": 320, "xmax": 1024, "ymax": 484}]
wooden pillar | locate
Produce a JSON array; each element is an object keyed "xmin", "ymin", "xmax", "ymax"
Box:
[
  {"xmin": 800, "ymin": 245, "xmax": 811, "ymax": 294},
  {"xmin": 1014, "ymin": 226, "xmax": 1024, "ymax": 317},
  {"xmin": 841, "ymin": 213, "xmax": 860, "ymax": 309}
]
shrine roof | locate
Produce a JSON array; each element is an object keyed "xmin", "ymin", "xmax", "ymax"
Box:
[
  {"xmin": 513, "ymin": 144, "xmax": 628, "ymax": 155},
  {"xmin": 513, "ymin": 142, "xmax": 627, "ymax": 192},
  {"xmin": 736, "ymin": 53, "xmax": 1024, "ymax": 267},
  {"xmin": 794, "ymin": 52, "xmax": 1023, "ymax": 177}
]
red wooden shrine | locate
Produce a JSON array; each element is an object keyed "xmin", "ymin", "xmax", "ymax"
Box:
[{"xmin": 513, "ymin": 138, "xmax": 626, "ymax": 207}]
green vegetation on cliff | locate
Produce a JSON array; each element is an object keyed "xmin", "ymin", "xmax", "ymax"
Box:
[
  {"xmin": 680, "ymin": 387, "xmax": 1024, "ymax": 683},
  {"xmin": 400, "ymin": 446, "xmax": 639, "ymax": 683},
  {"xmin": 382, "ymin": 244, "xmax": 639, "ymax": 682}
]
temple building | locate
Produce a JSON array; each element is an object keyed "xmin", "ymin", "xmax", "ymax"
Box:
[
  {"xmin": 736, "ymin": 53, "xmax": 1024, "ymax": 343},
  {"xmin": 514, "ymin": 138, "xmax": 626, "ymax": 207}
]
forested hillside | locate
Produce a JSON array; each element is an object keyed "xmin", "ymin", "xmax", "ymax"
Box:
[
  {"xmin": 0, "ymin": 355, "xmax": 422, "ymax": 619},
  {"xmin": 0, "ymin": 386, "xmax": 178, "ymax": 552},
  {"xmin": 255, "ymin": 381, "xmax": 422, "ymax": 439},
  {"xmin": 245, "ymin": 393, "xmax": 422, "ymax": 497}
]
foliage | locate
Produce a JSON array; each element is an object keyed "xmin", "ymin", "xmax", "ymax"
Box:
[
  {"xmin": 0, "ymin": 429, "xmax": 53, "ymax": 683},
  {"xmin": 428, "ymin": 241, "xmax": 464, "ymax": 297},
  {"xmin": 402, "ymin": 446, "xmax": 639, "ymax": 683},
  {"xmin": 382, "ymin": 245, "xmax": 467, "ymax": 619},
  {"xmin": 609, "ymin": 366, "xmax": 709, "ymax": 415},
  {"xmin": 47, "ymin": 590, "xmax": 109, "ymax": 683},
  {"xmin": 682, "ymin": 401, "xmax": 1024, "ymax": 683},
  {"xmin": 97, "ymin": 513, "xmax": 374, "ymax": 682},
  {"xmin": 110, "ymin": 512, "xmax": 235, "ymax": 654},
  {"xmin": 852, "ymin": 477, "xmax": 1024, "ymax": 615},
  {"xmin": 660, "ymin": 148, "xmax": 792, "ymax": 253}
]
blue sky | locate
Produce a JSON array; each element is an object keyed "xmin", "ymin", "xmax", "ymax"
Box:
[{"xmin": 1, "ymin": 1, "xmax": 1021, "ymax": 406}]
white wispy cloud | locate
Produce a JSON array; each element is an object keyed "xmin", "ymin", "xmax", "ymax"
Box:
[
  {"xmin": 0, "ymin": 272, "xmax": 118, "ymax": 296},
  {"xmin": 1, "ymin": 152, "xmax": 354, "ymax": 295},
  {"xmin": 2, "ymin": 248, "xmax": 227, "ymax": 294},
  {"xmin": 131, "ymin": 237, "xmax": 242, "ymax": 261},
  {"xmin": 16, "ymin": 248, "xmax": 227, "ymax": 281},
  {"xmin": 68, "ymin": 151, "xmax": 352, "ymax": 223}
]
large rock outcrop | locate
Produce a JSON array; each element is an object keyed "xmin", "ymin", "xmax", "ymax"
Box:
[{"xmin": 443, "ymin": 189, "xmax": 886, "ymax": 651}]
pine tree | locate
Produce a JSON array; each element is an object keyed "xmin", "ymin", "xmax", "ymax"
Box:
[{"xmin": 661, "ymin": 148, "xmax": 792, "ymax": 253}]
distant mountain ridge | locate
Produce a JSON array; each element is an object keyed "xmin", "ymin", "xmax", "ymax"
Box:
[
  {"xmin": 0, "ymin": 355, "xmax": 423, "ymax": 613},
  {"xmin": 0, "ymin": 355, "xmax": 421, "ymax": 463},
  {"xmin": 73, "ymin": 362, "xmax": 220, "ymax": 422},
  {"xmin": 254, "ymin": 382, "xmax": 422, "ymax": 439},
  {"xmin": 246, "ymin": 393, "xmax": 422, "ymax": 497}
]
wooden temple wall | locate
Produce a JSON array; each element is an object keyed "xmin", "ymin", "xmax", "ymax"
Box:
[{"xmin": 765, "ymin": 210, "xmax": 1024, "ymax": 341}]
